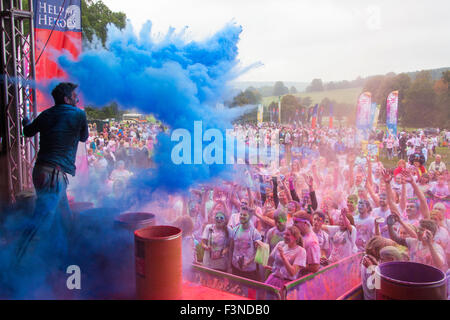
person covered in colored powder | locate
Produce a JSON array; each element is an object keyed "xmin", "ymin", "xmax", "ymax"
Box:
[{"xmin": 15, "ymin": 82, "xmax": 88, "ymax": 267}]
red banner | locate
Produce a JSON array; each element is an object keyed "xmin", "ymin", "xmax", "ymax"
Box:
[{"xmin": 34, "ymin": 0, "xmax": 82, "ymax": 112}]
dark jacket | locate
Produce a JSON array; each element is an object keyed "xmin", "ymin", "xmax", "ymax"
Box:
[{"xmin": 23, "ymin": 104, "xmax": 88, "ymax": 176}]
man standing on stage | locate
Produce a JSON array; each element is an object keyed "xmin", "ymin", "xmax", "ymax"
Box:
[{"xmin": 15, "ymin": 82, "xmax": 88, "ymax": 266}]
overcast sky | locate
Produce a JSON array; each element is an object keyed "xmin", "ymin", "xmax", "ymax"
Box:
[{"xmin": 102, "ymin": 0, "xmax": 450, "ymax": 83}]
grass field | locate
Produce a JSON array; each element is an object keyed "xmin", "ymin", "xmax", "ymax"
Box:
[
  {"xmin": 262, "ymin": 87, "xmax": 363, "ymax": 106},
  {"xmin": 378, "ymin": 146, "xmax": 450, "ymax": 169}
]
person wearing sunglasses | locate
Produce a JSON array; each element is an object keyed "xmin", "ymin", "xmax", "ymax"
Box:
[
  {"xmin": 230, "ymin": 207, "xmax": 262, "ymax": 281},
  {"xmin": 201, "ymin": 211, "xmax": 232, "ymax": 272}
]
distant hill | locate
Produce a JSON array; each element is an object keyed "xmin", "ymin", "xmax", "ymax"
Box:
[
  {"xmin": 262, "ymin": 87, "xmax": 362, "ymax": 106},
  {"xmin": 231, "ymin": 81, "xmax": 309, "ymax": 93},
  {"xmin": 231, "ymin": 67, "xmax": 449, "ymax": 98},
  {"xmin": 405, "ymin": 67, "xmax": 449, "ymax": 81}
]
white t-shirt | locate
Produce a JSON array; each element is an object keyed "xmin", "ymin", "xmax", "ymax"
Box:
[
  {"xmin": 327, "ymin": 225, "xmax": 357, "ymax": 263},
  {"xmin": 303, "ymin": 232, "xmax": 321, "ymax": 265},
  {"xmin": 270, "ymin": 242, "xmax": 306, "ymax": 280},
  {"xmin": 354, "ymin": 215, "xmax": 376, "ymax": 251},
  {"xmin": 405, "ymin": 237, "xmax": 447, "ymax": 271},
  {"xmin": 315, "ymin": 229, "xmax": 330, "ymax": 258},
  {"xmin": 202, "ymin": 224, "xmax": 232, "ymax": 271},
  {"xmin": 231, "ymin": 225, "xmax": 262, "ymax": 272},
  {"xmin": 431, "ymin": 184, "xmax": 449, "ymax": 198},
  {"xmin": 434, "ymin": 226, "xmax": 449, "ymax": 257},
  {"xmin": 266, "ymin": 226, "xmax": 286, "ymax": 253}
]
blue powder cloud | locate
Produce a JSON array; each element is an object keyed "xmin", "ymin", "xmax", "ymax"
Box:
[
  {"xmin": 58, "ymin": 21, "xmax": 258, "ymax": 194},
  {"xmin": 0, "ymin": 21, "xmax": 261, "ymax": 299}
]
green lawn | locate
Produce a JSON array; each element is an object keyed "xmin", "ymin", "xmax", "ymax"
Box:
[
  {"xmin": 262, "ymin": 87, "xmax": 363, "ymax": 106},
  {"xmin": 379, "ymin": 146, "xmax": 449, "ymax": 169}
]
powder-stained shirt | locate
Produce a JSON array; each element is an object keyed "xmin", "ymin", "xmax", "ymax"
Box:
[
  {"xmin": 327, "ymin": 225, "xmax": 357, "ymax": 263},
  {"xmin": 315, "ymin": 229, "xmax": 330, "ymax": 258},
  {"xmin": 266, "ymin": 227, "xmax": 286, "ymax": 253},
  {"xmin": 270, "ymin": 242, "xmax": 306, "ymax": 280},
  {"xmin": 406, "ymin": 238, "xmax": 447, "ymax": 271},
  {"xmin": 231, "ymin": 225, "xmax": 262, "ymax": 272},
  {"xmin": 202, "ymin": 224, "xmax": 232, "ymax": 271},
  {"xmin": 354, "ymin": 215, "xmax": 376, "ymax": 251},
  {"xmin": 302, "ymin": 232, "xmax": 321, "ymax": 265}
]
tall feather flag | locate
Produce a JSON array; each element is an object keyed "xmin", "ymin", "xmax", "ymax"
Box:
[
  {"xmin": 329, "ymin": 103, "xmax": 334, "ymax": 128},
  {"xmin": 386, "ymin": 91, "xmax": 399, "ymax": 136},
  {"xmin": 311, "ymin": 104, "xmax": 318, "ymax": 129}
]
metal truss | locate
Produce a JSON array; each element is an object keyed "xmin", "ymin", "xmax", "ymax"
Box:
[{"xmin": 0, "ymin": 0, "xmax": 37, "ymax": 203}]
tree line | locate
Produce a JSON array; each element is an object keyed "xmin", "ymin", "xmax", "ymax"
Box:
[
  {"xmin": 363, "ymin": 70, "xmax": 449, "ymax": 128},
  {"xmin": 79, "ymin": 1, "xmax": 449, "ymax": 129},
  {"xmin": 230, "ymin": 69, "xmax": 449, "ymax": 128}
]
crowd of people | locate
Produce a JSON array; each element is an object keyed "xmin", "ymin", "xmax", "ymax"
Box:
[
  {"xmin": 73, "ymin": 121, "xmax": 163, "ymax": 208},
  {"xmin": 14, "ymin": 82, "xmax": 448, "ymax": 300},
  {"xmin": 80, "ymin": 118, "xmax": 449, "ymax": 299},
  {"xmin": 162, "ymin": 122, "xmax": 449, "ymax": 299}
]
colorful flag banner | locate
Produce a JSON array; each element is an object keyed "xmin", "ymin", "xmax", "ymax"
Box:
[
  {"xmin": 372, "ymin": 104, "xmax": 380, "ymax": 130},
  {"xmin": 278, "ymin": 96, "xmax": 281, "ymax": 123},
  {"xmin": 257, "ymin": 104, "xmax": 263, "ymax": 123},
  {"xmin": 34, "ymin": 0, "xmax": 82, "ymax": 112},
  {"xmin": 369, "ymin": 102, "xmax": 377, "ymax": 129},
  {"xmin": 356, "ymin": 92, "xmax": 371, "ymax": 130},
  {"xmin": 329, "ymin": 103, "xmax": 334, "ymax": 128},
  {"xmin": 386, "ymin": 91, "xmax": 399, "ymax": 136},
  {"xmin": 311, "ymin": 104, "xmax": 318, "ymax": 129}
]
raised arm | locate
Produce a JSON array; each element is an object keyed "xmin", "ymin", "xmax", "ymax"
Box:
[
  {"xmin": 278, "ymin": 246, "xmax": 301, "ymax": 277},
  {"xmin": 79, "ymin": 111, "xmax": 89, "ymax": 142},
  {"xmin": 366, "ymin": 182, "xmax": 380, "ymax": 208},
  {"xmin": 311, "ymin": 163, "xmax": 322, "ymax": 188},
  {"xmin": 402, "ymin": 170, "xmax": 430, "ymax": 219},
  {"xmin": 272, "ymin": 176, "xmax": 279, "ymax": 208},
  {"xmin": 280, "ymin": 178, "xmax": 293, "ymax": 202},
  {"xmin": 347, "ymin": 154, "xmax": 356, "ymax": 189},
  {"xmin": 247, "ymin": 186, "xmax": 254, "ymax": 209},
  {"xmin": 389, "ymin": 207, "xmax": 418, "ymax": 239},
  {"xmin": 400, "ymin": 177, "xmax": 407, "ymax": 212},
  {"xmin": 383, "ymin": 169, "xmax": 398, "ymax": 214},
  {"xmin": 340, "ymin": 208, "xmax": 352, "ymax": 233},
  {"xmin": 254, "ymin": 208, "xmax": 275, "ymax": 228},
  {"xmin": 22, "ymin": 116, "xmax": 40, "ymax": 137},
  {"xmin": 423, "ymin": 231, "xmax": 445, "ymax": 270},
  {"xmin": 366, "ymin": 156, "xmax": 374, "ymax": 186},
  {"xmin": 387, "ymin": 217, "xmax": 408, "ymax": 247}
]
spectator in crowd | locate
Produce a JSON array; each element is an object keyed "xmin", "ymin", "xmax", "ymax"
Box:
[
  {"xmin": 201, "ymin": 211, "xmax": 232, "ymax": 272},
  {"xmin": 264, "ymin": 226, "xmax": 306, "ymax": 288},
  {"xmin": 230, "ymin": 208, "xmax": 262, "ymax": 281},
  {"xmin": 293, "ymin": 211, "xmax": 321, "ymax": 273}
]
